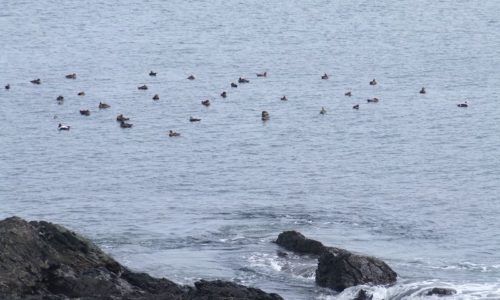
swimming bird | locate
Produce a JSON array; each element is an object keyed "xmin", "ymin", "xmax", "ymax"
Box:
[
  {"xmin": 320, "ymin": 107, "xmax": 326, "ymax": 115},
  {"xmin": 138, "ymin": 85, "xmax": 148, "ymax": 90},
  {"xmin": 281, "ymin": 96, "xmax": 287, "ymax": 101},
  {"xmin": 190, "ymin": 117, "xmax": 201, "ymax": 122},
  {"xmin": 5, "ymin": 84, "xmax": 10, "ymax": 90},
  {"xmin": 261, "ymin": 111, "xmax": 270, "ymax": 121},
  {"xmin": 80, "ymin": 109, "xmax": 90, "ymax": 116},
  {"xmin": 58, "ymin": 123, "xmax": 70, "ymax": 130},
  {"xmin": 77, "ymin": 91, "xmax": 85, "ymax": 96},
  {"xmin": 149, "ymin": 71, "xmax": 157, "ymax": 76},
  {"xmin": 152, "ymin": 94, "xmax": 159, "ymax": 100},
  {"xmin": 56, "ymin": 95, "xmax": 64, "ymax": 101},
  {"xmin": 120, "ymin": 121, "xmax": 133, "ymax": 128},
  {"xmin": 99, "ymin": 102, "xmax": 110, "ymax": 109},
  {"xmin": 345, "ymin": 91, "xmax": 352, "ymax": 97},
  {"xmin": 169, "ymin": 130, "xmax": 180, "ymax": 137},
  {"xmin": 321, "ymin": 73, "xmax": 329, "ymax": 80},
  {"xmin": 420, "ymin": 87, "xmax": 426, "ymax": 94},
  {"xmin": 220, "ymin": 91, "xmax": 227, "ymax": 98},
  {"xmin": 187, "ymin": 75, "xmax": 195, "ymax": 80},
  {"xmin": 201, "ymin": 100, "xmax": 210, "ymax": 107},
  {"xmin": 31, "ymin": 79, "xmax": 41, "ymax": 84},
  {"xmin": 231, "ymin": 82, "xmax": 238, "ymax": 88},
  {"xmin": 369, "ymin": 79, "xmax": 377, "ymax": 85},
  {"xmin": 457, "ymin": 101, "xmax": 468, "ymax": 107},
  {"xmin": 65, "ymin": 73, "xmax": 76, "ymax": 79},
  {"xmin": 257, "ymin": 71, "xmax": 267, "ymax": 77},
  {"xmin": 367, "ymin": 98, "xmax": 379, "ymax": 103},
  {"xmin": 116, "ymin": 114, "xmax": 129, "ymax": 122},
  {"xmin": 238, "ymin": 77, "xmax": 250, "ymax": 83},
  {"xmin": 353, "ymin": 104, "xmax": 359, "ymax": 109}
]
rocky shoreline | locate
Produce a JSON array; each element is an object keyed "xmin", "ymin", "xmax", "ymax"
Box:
[{"xmin": 0, "ymin": 217, "xmax": 456, "ymax": 299}]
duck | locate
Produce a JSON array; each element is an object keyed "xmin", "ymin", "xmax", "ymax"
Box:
[
  {"xmin": 120, "ymin": 121, "xmax": 133, "ymax": 128},
  {"xmin": 367, "ymin": 97, "xmax": 379, "ymax": 103},
  {"xmin": 261, "ymin": 111, "xmax": 270, "ymax": 121},
  {"xmin": 280, "ymin": 96, "xmax": 287, "ymax": 101},
  {"xmin": 65, "ymin": 73, "xmax": 76, "ymax": 79},
  {"xmin": 369, "ymin": 79, "xmax": 377, "ymax": 85},
  {"xmin": 77, "ymin": 91, "xmax": 85, "ymax": 96},
  {"xmin": 189, "ymin": 117, "xmax": 201, "ymax": 122},
  {"xmin": 238, "ymin": 77, "xmax": 250, "ymax": 83},
  {"xmin": 99, "ymin": 102, "xmax": 110, "ymax": 109},
  {"xmin": 344, "ymin": 91, "xmax": 352, "ymax": 97},
  {"xmin": 138, "ymin": 85, "xmax": 148, "ymax": 90},
  {"xmin": 321, "ymin": 73, "xmax": 329, "ymax": 80},
  {"xmin": 80, "ymin": 109, "xmax": 90, "ymax": 116},
  {"xmin": 56, "ymin": 95, "xmax": 64, "ymax": 101},
  {"xmin": 231, "ymin": 82, "xmax": 238, "ymax": 88},
  {"xmin": 420, "ymin": 87, "xmax": 426, "ymax": 94},
  {"xmin": 353, "ymin": 104, "xmax": 360, "ymax": 110},
  {"xmin": 5, "ymin": 84, "xmax": 10, "ymax": 90},
  {"xmin": 201, "ymin": 99, "xmax": 210, "ymax": 107},
  {"xmin": 169, "ymin": 130, "xmax": 180, "ymax": 137},
  {"xmin": 116, "ymin": 114, "xmax": 129, "ymax": 122},
  {"xmin": 457, "ymin": 101, "xmax": 468, "ymax": 108},
  {"xmin": 58, "ymin": 123, "xmax": 70, "ymax": 130},
  {"xmin": 152, "ymin": 94, "xmax": 159, "ymax": 100},
  {"xmin": 320, "ymin": 107, "xmax": 327, "ymax": 115},
  {"xmin": 149, "ymin": 71, "xmax": 157, "ymax": 76},
  {"xmin": 220, "ymin": 91, "xmax": 227, "ymax": 98},
  {"xmin": 187, "ymin": 75, "xmax": 195, "ymax": 80},
  {"xmin": 31, "ymin": 78, "xmax": 41, "ymax": 84},
  {"xmin": 256, "ymin": 71, "xmax": 267, "ymax": 77}
]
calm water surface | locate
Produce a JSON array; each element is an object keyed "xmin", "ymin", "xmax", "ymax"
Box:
[{"xmin": 1, "ymin": 1, "xmax": 500, "ymax": 299}]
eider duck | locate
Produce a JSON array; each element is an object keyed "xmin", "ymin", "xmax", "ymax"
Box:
[
  {"xmin": 99, "ymin": 102, "xmax": 110, "ymax": 109},
  {"xmin": 120, "ymin": 121, "xmax": 133, "ymax": 128},
  {"xmin": 77, "ymin": 91, "xmax": 85, "ymax": 96},
  {"xmin": 257, "ymin": 71, "xmax": 267, "ymax": 77},
  {"xmin": 201, "ymin": 99, "xmax": 210, "ymax": 107},
  {"xmin": 138, "ymin": 85, "xmax": 148, "ymax": 90},
  {"xmin": 367, "ymin": 98, "xmax": 379, "ymax": 103},
  {"xmin": 220, "ymin": 91, "xmax": 227, "ymax": 98},
  {"xmin": 320, "ymin": 107, "xmax": 327, "ymax": 115},
  {"xmin": 280, "ymin": 96, "xmax": 287, "ymax": 101},
  {"xmin": 369, "ymin": 79, "xmax": 377, "ymax": 85},
  {"xmin": 116, "ymin": 114, "xmax": 129, "ymax": 122},
  {"xmin": 149, "ymin": 71, "xmax": 157, "ymax": 76},
  {"xmin": 58, "ymin": 123, "xmax": 70, "ymax": 130},
  {"xmin": 189, "ymin": 117, "xmax": 201, "ymax": 122},
  {"xmin": 31, "ymin": 79, "xmax": 41, "ymax": 85},
  {"xmin": 56, "ymin": 95, "xmax": 64, "ymax": 101},
  {"xmin": 457, "ymin": 101, "xmax": 468, "ymax": 108},
  {"xmin": 420, "ymin": 87, "xmax": 426, "ymax": 94},
  {"xmin": 169, "ymin": 130, "xmax": 180, "ymax": 137},
  {"xmin": 152, "ymin": 94, "xmax": 159, "ymax": 100},
  {"xmin": 187, "ymin": 75, "xmax": 195, "ymax": 80},
  {"xmin": 345, "ymin": 91, "xmax": 352, "ymax": 97},
  {"xmin": 321, "ymin": 73, "xmax": 329, "ymax": 80},
  {"xmin": 80, "ymin": 109, "xmax": 90, "ymax": 116},
  {"xmin": 5, "ymin": 84, "xmax": 10, "ymax": 90},
  {"xmin": 231, "ymin": 82, "xmax": 238, "ymax": 88},
  {"xmin": 353, "ymin": 104, "xmax": 359, "ymax": 110},
  {"xmin": 65, "ymin": 73, "xmax": 76, "ymax": 79},
  {"xmin": 238, "ymin": 77, "xmax": 250, "ymax": 83},
  {"xmin": 261, "ymin": 111, "xmax": 270, "ymax": 121}
]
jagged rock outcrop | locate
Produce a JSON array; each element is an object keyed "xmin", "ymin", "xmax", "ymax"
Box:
[
  {"xmin": 276, "ymin": 230, "xmax": 397, "ymax": 292},
  {"xmin": 425, "ymin": 287, "xmax": 457, "ymax": 296},
  {"xmin": 0, "ymin": 216, "xmax": 283, "ymax": 300}
]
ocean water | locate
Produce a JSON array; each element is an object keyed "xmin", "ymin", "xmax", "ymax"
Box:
[{"xmin": 1, "ymin": 0, "xmax": 500, "ymax": 299}]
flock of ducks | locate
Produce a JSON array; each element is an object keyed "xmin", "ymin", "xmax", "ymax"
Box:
[{"xmin": 3, "ymin": 72, "xmax": 470, "ymax": 136}]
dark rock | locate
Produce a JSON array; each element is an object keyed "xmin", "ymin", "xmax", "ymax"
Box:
[
  {"xmin": 316, "ymin": 248, "xmax": 397, "ymax": 292},
  {"xmin": 0, "ymin": 217, "xmax": 282, "ymax": 300},
  {"xmin": 425, "ymin": 287, "xmax": 457, "ymax": 296},
  {"xmin": 275, "ymin": 231, "xmax": 326, "ymax": 255},
  {"xmin": 352, "ymin": 289, "xmax": 373, "ymax": 300}
]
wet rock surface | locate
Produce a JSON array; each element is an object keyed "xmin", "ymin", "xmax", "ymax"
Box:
[
  {"xmin": 0, "ymin": 216, "xmax": 283, "ymax": 300},
  {"xmin": 425, "ymin": 287, "xmax": 457, "ymax": 296}
]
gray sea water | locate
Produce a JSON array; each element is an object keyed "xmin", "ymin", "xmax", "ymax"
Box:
[{"xmin": 1, "ymin": 0, "xmax": 500, "ymax": 299}]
